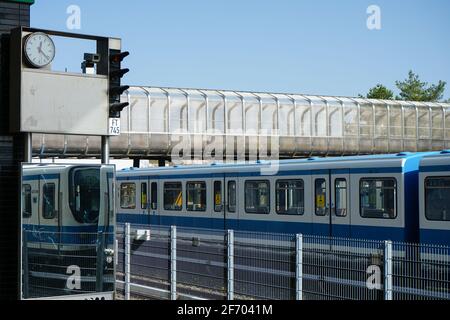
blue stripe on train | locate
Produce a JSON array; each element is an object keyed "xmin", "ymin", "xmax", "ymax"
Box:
[
  {"xmin": 420, "ymin": 165, "xmax": 450, "ymax": 173},
  {"xmin": 420, "ymin": 229, "xmax": 450, "ymax": 246},
  {"xmin": 23, "ymin": 225, "xmax": 114, "ymax": 233},
  {"xmin": 23, "ymin": 174, "xmax": 60, "ymax": 181},
  {"xmin": 116, "ymin": 167, "xmax": 404, "ymax": 181},
  {"xmin": 117, "ymin": 213, "xmax": 408, "ymax": 242},
  {"xmin": 23, "ymin": 225, "xmax": 115, "ymax": 246}
]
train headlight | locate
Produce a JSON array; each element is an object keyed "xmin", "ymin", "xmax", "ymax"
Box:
[{"xmin": 104, "ymin": 248, "xmax": 114, "ymax": 264}]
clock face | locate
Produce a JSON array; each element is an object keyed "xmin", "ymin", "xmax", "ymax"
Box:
[{"xmin": 24, "ymin": 32, "xmax": 56, "ymax": 68}]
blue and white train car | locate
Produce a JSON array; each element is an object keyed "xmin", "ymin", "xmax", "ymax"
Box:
[
  {"xmin": 117, "ymin": 152, "xmax": 432, "ymax": 243},
  {"xmin": 22, "ymin": 164, "xmax": 115, "ymax": 251},
  {"xmin": 419, "ymin": 151, "xmax": 450, "ymax": 246}
]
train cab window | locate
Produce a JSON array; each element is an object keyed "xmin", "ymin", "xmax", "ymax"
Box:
[
  {"xmin": 120, "ymin": 183, "xmax": 136, "ymax": 209},
  {"xmin": 151, "ymin": 182, "xmax": 158, "ymax": 210},
  {"xmin": 228, "ymin": 181, "xmax": 237, "ymax": 213},
  {"xmin": 425, "ymin": 177, "xmax": 450, "ymax": 221},
  {"xmin": 141, "ymin": 183, "xmax": 148, "ymax": 210},
  {"xmin": 164, "ymin": 182, "xmax": 183, "ymax": 211},
  {"xmin": 245, "ymin": 181, "xmax": 270, "ymax": 214},
  {"xmin": 42, "ymin": 183, "xmax": 56, "ymax": 219},
  {"xmin": 22, "ymin": 184, "xmax": 32, "ymax": 218},
  {"xmin": 335, "ymin": 179, "xmax": 348, "ymax": 217},
  {"xmin": 315, "ymin": 179, "xmax": 328, "ymax": 216},
  {"xmin": 214, "ymin": 181, "xmax": 223, "ymax": 212},
  {"xmin": 276, "ymin": 180, "xmax": 304, "ymax": 215},
  {"xmin": 69, "ymin": 167, "xmax": 101, "ymax": 223},
  {"xmin": 187, "ymin": 182, "xmax": 207, "ymax": 212},
  {"xmin": 360, "ymin": 178, "xmax": 397, "ymax": 219}
]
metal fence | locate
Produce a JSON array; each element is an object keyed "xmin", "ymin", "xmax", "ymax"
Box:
[
  {"xmin": 22, "ymin": 230, "xmax": 115, "ymax": 300},
  {"xmin": 116, "ymin": 224, "xmax": 450, "ymax": 301}
]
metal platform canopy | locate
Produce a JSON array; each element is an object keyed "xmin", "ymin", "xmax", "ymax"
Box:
[{"xmin": 33, "ymin": 86, "xmax": 450, "ymax": 159}]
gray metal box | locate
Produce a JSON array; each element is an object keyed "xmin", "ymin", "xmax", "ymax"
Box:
[{"xmin": 9, "ymin": 27, "xmax": 115, "ymax": 136}]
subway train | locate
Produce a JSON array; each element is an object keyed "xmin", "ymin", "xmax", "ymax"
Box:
[
  {"xmin": 21, "ymin": 164, "xmax": 116, "ymax": 297},
  {"xmin": 21, "ymin": 164, "xmax": 115, "ymax": 250},
  {"xmin": 116, "ymin": 151, "xmax": 450, "ymax": 246}
]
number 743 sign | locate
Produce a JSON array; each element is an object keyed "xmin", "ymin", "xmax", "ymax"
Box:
[{"xmin": 109, "ymin": 118, "xmax": 121, "ymax": 136}]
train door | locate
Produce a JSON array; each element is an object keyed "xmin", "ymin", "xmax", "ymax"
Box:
[
  {"xmin": 39, "ymin": 175, "xmax": 60, "ymax": 249},
  {"xmin": 22, "ymin": 179, "xmax": 40, "ymax": 249},
  {"xmin": 312, "ymin": 173, "xmax": 331, "ymax": 236},
  {"xmin": 148, "ymin": 180, "xmax": 159, "ymax": 226},
  {"xmin": 226, "ymin": 178, "xmax": 239, "ymax": 230},
  {"xmin": 99, "ymin": 166, "xmax": 115, "ymax": 234},
  {"xmin": 139, "ymin": 180, "xmax": 150, "ymax": 225},
  {"xmin": 330, "ymin": 171, "xmax": 351, "ymax": 238},
  {"xmin": 212, "ymin": 177, "xmax": 238, "ymax": 230}
]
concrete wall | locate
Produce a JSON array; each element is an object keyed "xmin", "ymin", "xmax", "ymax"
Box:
[{"xmin": 0, "ymin": 0, "xmax": 31, "ymax": 300}]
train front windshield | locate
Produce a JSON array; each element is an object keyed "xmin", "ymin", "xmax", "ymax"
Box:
[{"xmin": 69, "ymin": 167, "xmax": 101, "ymax": 224}]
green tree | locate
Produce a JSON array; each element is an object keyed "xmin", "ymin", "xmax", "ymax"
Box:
[
  {"xmin": 395, "ymin": 70, "xmax": 446, "ymax": 102},
  {"xmin": 361, "ymin": 84, "xmax": 394, "ymax": 100}
]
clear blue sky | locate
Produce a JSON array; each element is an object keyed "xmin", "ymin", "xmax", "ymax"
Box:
[{"xmin": 31, "ymin": 0, "xmax": 450, "ymax": 100}]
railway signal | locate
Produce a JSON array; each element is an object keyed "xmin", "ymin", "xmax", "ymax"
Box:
[{"xmin": 109, "ymin": 50, "xmax": 130, "ymax": 118}]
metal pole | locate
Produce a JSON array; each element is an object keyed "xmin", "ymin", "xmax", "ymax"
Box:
[
  {"xmin": 171, "ymin": 226, "xmax": 177, "ymax": 300},
  {"xmin": 384, "ymin": 240, "xmax": 393, "ymax": 301},
  {"xmin": 22, "ymin": 231, "xmax": 29, "ymax": 299},
  {"xmin": 101, "ymin": 136, "xmax": 110, "ymax": 164},
  {"xmin": 227, "ymin": 230, "xmax": 234, "ymax": 300},
  {"xmin": 95, "ymin": 231, "xmax": 105, "ymax": 293},
  {"xmin": 115, "ymin": 239, "xmax": 119, "ymax": 266},
  {"xmin": 24, "ymin": 132, "xmax": 32, "ymax": 163},
  {"xmin": 125, "ymin": 223, "xmax": 131, "ymax": 300},
  {"xmin": 296, "ymin": 234, "xmax": 303, "ymax": 300}
]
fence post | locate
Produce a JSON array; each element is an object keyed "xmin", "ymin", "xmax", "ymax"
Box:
[
  {"xmin": 296, "ymin": 234, "xmax": 303, "ymax": 300},
  {"xmin": 227, "ymin": 230, "xmax": 234, "ymax": 300},
  {"xmin": 171, "ymin": 226, "xmax": 177, "ymax": 300},
  {"xmin": 115, "ymin": 239, "xmax": 119, "ymax": 266},
  {"xmin": 125, "ymin": 223, "xmax": 131, "ymax": 301},
  {"xmin": 384, "ymin": 240, "xmax": 393, "ymax": 301},
  {"xmin": 22, "ymin": 231, "xmax": 29, "ymax": 300}
]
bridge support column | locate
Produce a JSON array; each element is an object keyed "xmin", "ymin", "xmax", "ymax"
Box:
[
  {"xmin": 24, "ymin": 132, "xmax": 32, "ymax": 163},
  {"xmin": 101, "ymin": 136, "xmax": 110, "ymax": 164},
  {"xmin": 132, "ymin": 158, "xmax": 140, "ymax": 168}
]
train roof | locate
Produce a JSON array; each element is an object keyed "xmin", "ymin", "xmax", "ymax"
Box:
[
  {"xmin": 420, "ymin": 150, "xmax": 450, "ymax": 168},
  {"xmin": 118, "ymin": 151, "xmax": 439, "ymax": 176},
  {"xmin": 22, "ymin": 164, "xmax": 104, "ymax": 175}
]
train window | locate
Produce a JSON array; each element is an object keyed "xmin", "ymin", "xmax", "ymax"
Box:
[
  {"xmin": 164, "ymin": 182, "xmax": 183, "ymax": 211},
  {"xmin": 141, "ymin": 182, "xmax": 148, "ymax": 210},
  {"xmin": 315, "ymin": 179, "xmax": 328, "ymax": 216},
  {"xmin": 151, "ymin": 182, "xmax": 158, "ymax": 210},
  {"xmin": 187, "ymin": 182, "xmax": 207, "ymax": 212},
  {"xmin": 245, "ymin": 181, "xmax": 270, "ymax": 214},
  {"xmin": 42, "ymin": 183, "xmax": 56, "ymax": 219},
  {"xmin": 214, "ymin": 181, "xmax": 223, "ymax": 212},
  {"xmin": 120, "ymin": 183, "xmax": 136, "ymax": 209},
  {"xmin": 276, "ymin": 180, "xmax": 304, "ymax": 215},
  {"xmin": 22, "ymin": 184, "xmax": 32, "ymax": 218},
  {"xmin": 425, "ymin": 177, "xmax": 450, "ymax": 221},
  {"xmin": 335, "ymin": 179, "xmax": 347, "ymax": 217},
  {"xmin": 360, "ymin": 178, "xmax": 397, "ymax": 219},
  {"xmin": 228, "ymin": 181, "xmax": 237, "ymax": 213},
  {"xmin": 69, "ymin": 167, "xmax": 101, "ymax": 223}
]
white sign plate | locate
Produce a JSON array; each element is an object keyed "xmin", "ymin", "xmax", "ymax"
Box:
[{"xmin": 109, "ymin": 118, "xmax": 121, "ymax": 136}]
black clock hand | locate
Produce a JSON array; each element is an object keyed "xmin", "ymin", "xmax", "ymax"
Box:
[{"xmin": 40, "ymin": 51, "xmax": 50, "ymax": 60}]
